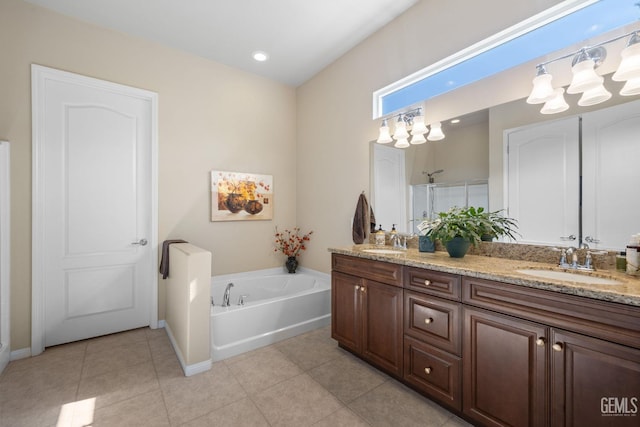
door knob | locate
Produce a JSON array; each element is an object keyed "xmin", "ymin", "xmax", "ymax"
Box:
[
  {"xmin": 132, "ymin": 239, "xmax": 148, "ymax": 246},
  {"xmin": 552, "ymin": 343, "xmax": 563, "ymax": 352},
  {"xmin": 536, "ymin": 338, "xmax": 545, "ymax": 347}
]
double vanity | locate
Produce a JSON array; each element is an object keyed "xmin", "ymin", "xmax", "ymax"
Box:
[{"xmin": 328, "ymin": 245, "xmax": 640, "ymax": 427}]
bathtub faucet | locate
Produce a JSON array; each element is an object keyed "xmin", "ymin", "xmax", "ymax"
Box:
[{"xmin": 222, "ymin": 283, "xmax": 234, "ymax": 307}]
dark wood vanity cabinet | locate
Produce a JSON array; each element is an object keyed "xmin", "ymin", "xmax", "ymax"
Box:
[
  {"xmin": 332, "ymin": 253, "xmax": 640, "ymax": 427},
  {"xmin": 403, "ymin": 267, "xmax": 463, "ymax": 411},
  {"xmin": 331, "ymin": 255, "xmax": 404, "ymax": 377},
  {"xmin": 463, "ymin": 276, "xmax": 640, "ymax": 427}
]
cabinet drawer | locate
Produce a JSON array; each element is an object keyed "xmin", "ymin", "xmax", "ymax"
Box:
[
  {"xmin": 404, "ymin": 336, "xmax": 461, "ymax": 411},
  {"xmin": 404, "ymin": 267, "xmax": 461, "ymax": 300},
  {"xmin": 404, "ymin": 291, "xmax": 461, "ymax": 355},
  {"xmin": 462, "ymin": 276, "xmax": 640, "ymax": 349},
  {"xmin": 332, "ymin": 254, "xmax": 403, "ymax": 287}
]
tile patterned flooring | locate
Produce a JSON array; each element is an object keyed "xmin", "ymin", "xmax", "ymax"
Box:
[{"xmin": 0, "ymin": 326, "xmax": 472, "ymax": 426}]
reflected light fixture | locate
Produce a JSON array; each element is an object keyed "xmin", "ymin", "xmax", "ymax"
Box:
[
  {"xmin": 375, "ymin": 107, "xmax": 438, "ymax": 148},
  {"xmin": 427, "ymin": 122, "xmax": 445, "ymax": 141},
  {"xmin": 526, "ymin": 30, "xmax": 640, "ymax": 113}
]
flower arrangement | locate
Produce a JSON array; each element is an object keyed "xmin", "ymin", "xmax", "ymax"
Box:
[{"xmin": 274, "ymin": 227, "xmax": 313, "ymax": 258}]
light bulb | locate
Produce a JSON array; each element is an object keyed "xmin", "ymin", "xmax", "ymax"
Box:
[
  {"xmin": 540, "ymin": 88, "xmax": 569, "ymax": 114},
  {"xmin": 410, "ymin": 133, "xmax": 426, "ymax": 144},
  {"xmin": 578, "ymin": 83, "xmax": 611, "ymax": 106},
  {"xmin": 392, "ymin": 116, "xmax": 409, "ymax": 140},
  {"xmin": 567, "ymin": 58, "xmax": 603, "ymax": 94},
  {"xmin": 620, "ymin": 77, "xmax": 640, "ymax": 96},
  {"xmin": 411, "ymin": 114, "xmax": 428, "ymax": 135},
  {"xmin": 526, "ymin": 69, "xmax": 555, "ymax": 104},
  {"xmin": 612, "ymin": 34, "xmax": 640, "ymax": 81},
  {"xmin": 427, "ymin": 122, "xmax": 445, "ymax": 141},
  {"xmin": 394, "ymin": 138, "xmax": 410, "ymax": 148}
]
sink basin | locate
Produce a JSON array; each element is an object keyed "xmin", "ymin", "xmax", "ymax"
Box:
[
  {"xmin": 362, "ymin": 248, "xmax": 405, "ymax": 255},
  {"xmin": 516, "ymin": 269, "xmax": 621, "ymax": 285}
]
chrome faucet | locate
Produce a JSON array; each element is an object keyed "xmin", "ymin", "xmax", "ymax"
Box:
[
  {"xmin": 556, "ymin": 247, "xmax": 606, "ymax": 271},
  {"xmin": 222, "ymin": 283, "xmax": 234, "ymax": 307}
]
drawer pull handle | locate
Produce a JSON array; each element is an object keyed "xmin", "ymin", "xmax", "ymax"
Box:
[
  {"xmin": 424, "ymin": 318, "xmax": 433, "ymax": 325},
  {"xmin": 536, "ymin": 338, "xmax": 545, "ymax": 347},
  {"xmin": 424, "ymin": 280, "xmax": 431, "ymax": 286},
  {"xmin": 424, "ymin": 367, "xmax": 432, "ymax": 374},
  {"xmin": 552, "ymin": 343, "xmax": 563, "ymax": 352}
]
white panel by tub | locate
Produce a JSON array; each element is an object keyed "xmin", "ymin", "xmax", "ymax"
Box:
[
  {"xmin": 0, "ymin": 141, "xmax": 10, "ymax": 374},
  {"xmin": 165, "ymin": 243, "xmax": 212, "ymax": 376}
]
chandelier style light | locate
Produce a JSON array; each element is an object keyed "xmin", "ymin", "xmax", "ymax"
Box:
[
  {"xmin": 526, "ymin": 30, "xmax": 640, "ymax": 114},
  {"xmin": 376, "ymin": 107, "xmax": 445, "ymax": 148}
]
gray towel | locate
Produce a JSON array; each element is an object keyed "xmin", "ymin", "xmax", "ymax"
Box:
[
  {"xmin": 352, "ymin": 193, "xmax": 370, "ymax": 244},
  {"xmin": 159, "ymin": 239, "xmax": 188, "ymax": 279}
]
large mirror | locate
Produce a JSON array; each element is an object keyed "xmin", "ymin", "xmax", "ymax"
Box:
[{"xmin": 371, "ymin": 20, "xmax": 640, "ymax": 252}]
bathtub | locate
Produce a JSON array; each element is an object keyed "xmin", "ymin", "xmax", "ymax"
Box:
[{"xmin": 210, "ymin": 268, "xmax": 331, "ymax": 361}]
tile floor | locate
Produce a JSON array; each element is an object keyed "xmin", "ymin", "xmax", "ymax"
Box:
[{"xmin": 0, "ymin": 326, "xmax": 472, "ymax": 426}]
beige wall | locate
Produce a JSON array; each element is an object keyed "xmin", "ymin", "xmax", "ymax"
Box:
[
  {"xmin": 0, "ymin": 0, "xmax": 296, "ymax": 350},
  {"xmin": 296, "ymin": 0, "xmax": 561, "ymax": 273}
]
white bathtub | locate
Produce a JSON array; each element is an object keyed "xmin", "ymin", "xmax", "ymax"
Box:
[{"xmin": 210, "ymin": 268, "xmax": 331, "ymax": 361}]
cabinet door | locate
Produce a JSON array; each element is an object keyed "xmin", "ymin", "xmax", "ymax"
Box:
[
  {"xmin": 505, "ymin": 117, "xmax": 579, "ymax": 246},
  {"xmin": 362, "ymin": 279, "xmax": 404, "ymax": 377},
  {"xmin": 551, "ymin": 329, "xmax": 640, "ymax": 427},
  {"xmin": 463, "ymin": 307, "xmax": 549, "ymax": 427},
  {"xmin": 331, "ymin": 271, "xmax": 362, "ymax": 353}
]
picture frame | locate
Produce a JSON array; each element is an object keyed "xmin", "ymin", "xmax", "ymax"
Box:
[{"xmin": 210, "ymin": 170, "xmax": 273, "ymax": 221}]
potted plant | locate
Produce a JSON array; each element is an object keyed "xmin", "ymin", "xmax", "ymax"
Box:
[{"xmin": 425, "ymin": 206, "xmax": 518, "ymax": 258}]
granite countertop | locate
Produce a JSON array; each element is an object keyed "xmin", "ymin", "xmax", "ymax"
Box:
[{"xmin": 328, "ymin": 244, "xmax": 640, "ymax": 307}]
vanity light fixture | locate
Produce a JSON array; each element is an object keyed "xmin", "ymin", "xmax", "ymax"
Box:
[
  {"xmin": 375, "ymin": 107, "xmax": 440, "ymax": 147},
  {"xmin": 620, "ymin": 77, "xmax": 640, "ymax": 96},
  {"xmin": 526, "ymin": 30, "xmax": 640, "ymax": 114}
]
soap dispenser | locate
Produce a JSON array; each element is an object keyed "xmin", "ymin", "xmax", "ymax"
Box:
[{"xmin": 375, "ymin": 225, "xmax": 386, "ymax": 246}]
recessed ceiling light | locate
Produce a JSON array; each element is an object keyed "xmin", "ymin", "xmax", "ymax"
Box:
[
  {"xmin": 450, "ymin": 119, "xmax": 461, "ymax": 124},
  {"xmin": 252, "ymin": 51, "xmax": 269, "ymax": 62}
]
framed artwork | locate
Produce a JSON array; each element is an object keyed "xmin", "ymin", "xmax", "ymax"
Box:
[{"xmin": 210, "ymin": 170, "xmax": 273, "ymax": 221}]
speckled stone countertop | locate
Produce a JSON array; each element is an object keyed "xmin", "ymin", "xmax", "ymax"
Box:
[{"xmin": 329, "ymin": 245, "xmax": 640, "ymax": 307}]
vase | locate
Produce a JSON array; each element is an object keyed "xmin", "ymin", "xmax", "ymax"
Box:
[
  {"xmin": 445, "ymin": 236, "xmax": 471, "ymax": 258},
  {"xmin": 418, "ymin": 235, "xmax": 435, "ymax": 252},
  {"xmin": 225, "ymin": 193, "xmax": 246, "ymax": 213},
  {"xmin": 285, "ymin": 256, "xmax": 298, "ymax": 274},
  {"xmin": 244, "ymin": 199, "xmax": 263, "ymax": 215}
]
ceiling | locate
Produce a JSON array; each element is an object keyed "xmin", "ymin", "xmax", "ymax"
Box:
[{"xmin": 24, "ymin": 0, "xmax": 419, "ymax": 87}]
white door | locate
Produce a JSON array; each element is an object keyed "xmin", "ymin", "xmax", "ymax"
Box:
[
  {"xmin": 32, "ymin": 65, "xmax": 157, "ymax": 352},
  {"xmin": 506, "ymin": 117, "xmax": 579, "ymax": 246},
  {"xmin": 582, "ymin": 99, "xmax": 640, "ymax": 250},
  {"xmin": 371, "ymin": 143, "xmax": 407, "ymax": 233}
]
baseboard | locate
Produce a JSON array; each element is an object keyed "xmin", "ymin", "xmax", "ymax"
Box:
[
  {"xmin": 10, "ymin": 347, "xmax": 31, "ymax": 361},
  {"xmin": 163, "ymin": 323, "xmax": 211, "ymax": 377},
  {"xmin": 157, "ymin": 319, "xmax": 166, "ymax": 328}
]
